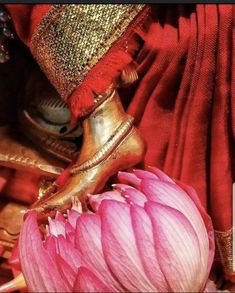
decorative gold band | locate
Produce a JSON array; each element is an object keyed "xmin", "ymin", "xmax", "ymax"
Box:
[
  {"xmin": 31, "ymin": 4, "xmax": 145, "ymax": 100},
  {"xmin": 70, "ymin": 116, "xmax": 134, "ymax": 174},
  {"xmin": 215, "ymin": 228, "xmax": 235, "ymax": 276}
]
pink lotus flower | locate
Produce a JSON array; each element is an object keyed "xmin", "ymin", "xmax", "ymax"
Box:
[{"xmin": 19, "ymin": 167, "xmax": 214, "ymax": 292}]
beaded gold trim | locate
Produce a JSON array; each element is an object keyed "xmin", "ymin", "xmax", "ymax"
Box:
[
  {"xmin": 31, "ymin": 4, "xmax": 145, "ymax": 100},
  {"xmin": 215, "ymin": 228, "xmax": 235, "ymax": 275}
]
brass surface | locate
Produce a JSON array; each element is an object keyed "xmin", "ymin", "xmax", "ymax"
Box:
[
  {"xmin": 38, "ymin": 178, "xmax": 54, "ymax": 200},
  {"xmin": 71, "ymin": 116, "xmax": 134, "ymax": 173},
  {"xmin": 31, "ymin": 4, "xmax": 145, "ymax": 99},
  {"xmin": 0, "ymin": 273, "xmax": 26, "ymax": 292},
  {"xmin": 18, "ymin": 68, "xmax": 81, "ymax": 163},
  {"xmin": 31, "ymin": 90, "xmax": 146, "ymax": 219},
  {"xmin": 71, "ymin": 90, "xmax": 133, "ymax": 170},
  {"xmin": 19, "ymin": 109, "xmax": 80, "ymax": 163},
  {"xmin": 0, "ymin": 200, "xmax": 27, "ymax": 256},
  {"xmin": 0, "ymin": 126, "xmax": 65, "ymax": 177}
]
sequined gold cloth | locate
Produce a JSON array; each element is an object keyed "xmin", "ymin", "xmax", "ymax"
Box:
[
  {"xmin": 215, "ymin": 228, "xmax": 235, "ymax": 276},
  {"xmin": 31, "ymin": 4, "xmax": 145, "ymax": 100}
]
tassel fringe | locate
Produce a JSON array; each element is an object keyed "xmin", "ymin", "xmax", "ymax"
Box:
[{"xmin": 68, "ymin": 50, "xmax": 132, "ymax": 124}]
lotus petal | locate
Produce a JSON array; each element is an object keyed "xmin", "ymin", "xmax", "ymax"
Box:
[
  {"xmin": 65, "ymin": 231, "xmax": 75, "ymax": 246},
  {"xmin": 67, "ymin": 209, "xmax": 80, "ymax": 229},
  {"xmin": 64, "ymin": 222, "xmax": 75, "ymax": 244},
  {"xmin": 75, "ymin": 214, "xmax": 124, "ymax": 292},
  {"xmin": 43, "ymin": 235, "xmax": 57, "ymax": 256},
  {"xmin": 133, "ymin": 169, "xmax": 160, "ymax": 180},
  {"xmin": 121, "ymin": 188, "xmax": 147, "ymax": 206},
  {"xmin": 19, "ymin": 212, "xmax": 71, "ymax": 292},
  {"xmin": 176, "ymin": 181, "xmax": 215, "ymax": 285},
  {"xmin": 71, "ymin": 199, "xmax": 83, "ymax": 213},
  {"xmin": 73, "ymin": 267, "xmax": 112, "ymax": 292},
  {"xmin": 89, "ymin": 190, "xmax": 124, "ymax": 212},
  {"xmin": 147, "ymin": 167, "xmax": 175, "ymax": 183},
  {"xmin": 145, "ymin": 201, "xmax": 203, "ymax": 292},
  {"xmin": 55, "ymin": 235, "xmax": 82, "ymax": 274},
  {"xmin": 65, "ymin": 221, "xmax": 75, "ymax": 235},
  {"xmin": 113, "ymin": 184, "xmax": 147, "ymax": 206},
  {"xmin": 112, "ymin": 183, "xmax": 135, "ymax": 191},
  {"xmin": 55, "ymin": 211, "xmax": 66, "ymax": 222},
  {"xmin": 130, "ymin": 204, "xmax": 169, "ymax": 291},
  {"xmin": 141, "ymin": 179, "xmax": 209, "ymax": 282},
  {"xmin": 56, "ymin": 254, "xmax": 76, "ymax": 290},
  {"xmin": 117, "ymin": 171, "xmax": 141, "ymax": 187},
  {"xmin": 99, "ymin": 200, "xmax": 155, "ymax": 292},
  {"xmin": 48, "ymin": 217, "xmax": 66, "ymax": 238},
  {"xmin": 176, "ymin": 181, "xmax": 212, "ymax": 225}
]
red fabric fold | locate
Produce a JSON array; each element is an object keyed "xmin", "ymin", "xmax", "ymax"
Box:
[
  {"xmin": 125, "ymin": 4, "xmax": 234, "ymax": 233},
  {"xmin": 68, "ymin": 50, "xmax": 133, "ymax": 124},
  {"xmin": 5, "ymin": 4, "xmax": 51, "ymax": 46}
]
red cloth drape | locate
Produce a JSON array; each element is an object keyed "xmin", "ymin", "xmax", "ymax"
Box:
[
  {"xmin": 126, "ymin": 5, "xmax": 234, "ymax": 234},
  {"xmin": 5, "ymin": 3, "xmax": 235, "ymax": 279},
  {"xmin": 5, "ymin": 4, "xmax": 51, "ymax": 46}
]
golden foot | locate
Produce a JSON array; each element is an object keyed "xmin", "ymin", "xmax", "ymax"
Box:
[
  {"xmin": 30, "ymin": 89, "xmax": 146, "ymax": 221},
  {"xmin": 31, "ymin": 127, "xmax": 145, "ymax": 221}
]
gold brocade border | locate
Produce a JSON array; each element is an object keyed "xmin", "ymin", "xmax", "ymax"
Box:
[
  {"xmin": 215, "ymin": 228, "xmax": 235, "ymax": 276},
  {"xmin": 30, "ymin": 4, "xmax": 145, "ymax": 100}
]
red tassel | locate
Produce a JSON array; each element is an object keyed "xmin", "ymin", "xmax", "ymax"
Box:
[{"xmin": 68, "ymin": 50, "xmax": 132, "ymax": 124}]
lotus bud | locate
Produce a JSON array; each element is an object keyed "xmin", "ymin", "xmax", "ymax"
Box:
[{"xmin": 17, "ymin": 167, "xmax": 214, "ymax": 292}]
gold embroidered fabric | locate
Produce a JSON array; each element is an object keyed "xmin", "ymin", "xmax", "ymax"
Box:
[
  {"xmin": 215, "ymin": 228, "xmax": 235, "ymax": 275},
  {"xmin": 31, "ymin": 4, "xmax": 145, "ymax": 100}
]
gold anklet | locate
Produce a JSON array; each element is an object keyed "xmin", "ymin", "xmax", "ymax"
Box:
[{"xmin": 70, "ymin": 116, "xmax": 134, "ymax": 174}]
